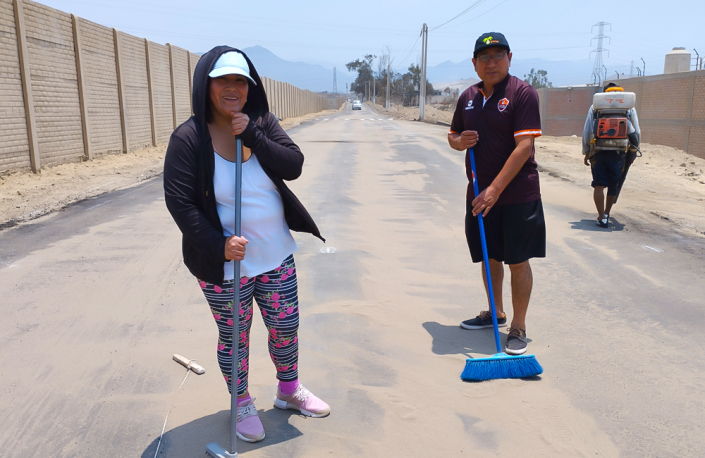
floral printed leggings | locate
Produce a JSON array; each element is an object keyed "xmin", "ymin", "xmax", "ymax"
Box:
[{"xmin": 199, "ymin": 254, "xmax": 299, "ymax": 396}]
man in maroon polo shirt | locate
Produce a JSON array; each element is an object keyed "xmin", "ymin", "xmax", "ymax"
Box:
[{"xmin": 448, "ymin": 32, "xmax": 545, "ymax": 356}]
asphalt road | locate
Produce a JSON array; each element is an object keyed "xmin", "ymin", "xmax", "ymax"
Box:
[{"xmin": 1, "ymin": 102, "xmax": 704, "ymax": 457}]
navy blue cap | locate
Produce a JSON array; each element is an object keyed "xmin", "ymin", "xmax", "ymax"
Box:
[{"xmin": 474, "ymin": 32, "xmax": 510, "ymax": 58}]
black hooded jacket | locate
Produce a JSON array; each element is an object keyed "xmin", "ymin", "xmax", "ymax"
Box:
[{"xmin": 163, "ymin": 45, "xmax": 323, "ymax": 286}]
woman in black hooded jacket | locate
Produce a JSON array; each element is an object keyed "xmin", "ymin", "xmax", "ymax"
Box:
[{"xmin": 164, "ymin": 46, "xmax": 329, "ymax": 443}]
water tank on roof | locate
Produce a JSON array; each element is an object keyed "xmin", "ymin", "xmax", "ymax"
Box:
[{"xmin": 664, "ymin": 47, "xmax": 691, "ymax": 74}]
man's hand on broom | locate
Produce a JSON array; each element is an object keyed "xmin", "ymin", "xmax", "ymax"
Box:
[{"xmin": 472, "ymin": 184, "xmax": 500, "ymax": 217}]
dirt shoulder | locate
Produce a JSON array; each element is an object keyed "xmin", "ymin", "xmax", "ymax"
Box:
[
  {"xmin": 0, "ymin": 109, "xmax": 340, "ymax": 230},
  {"xmin": 536, "ymin": 135, "xmax": 705, "ymax": 236}
]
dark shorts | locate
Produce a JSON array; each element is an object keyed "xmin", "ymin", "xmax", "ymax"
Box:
[
  {"xmin": 590, "ymin": 151, "xmax": 626, "ymax": 196},
  {"xmin": 465, "ymin": 199, "xmax": 546, "ymax": 265}
]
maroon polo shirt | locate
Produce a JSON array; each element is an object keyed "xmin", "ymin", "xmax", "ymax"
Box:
[{"xmin": 450, "ymin": 74, "xmax": 542, "ymax": 205}]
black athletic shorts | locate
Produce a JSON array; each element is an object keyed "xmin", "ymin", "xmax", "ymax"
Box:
[
  {"xmin": 590, "ymin": 151, "xmax": 625, "ymax": 196},
  {"xmin": 465, "ymin": 198, "xmax": 546, "ymax": 265}
]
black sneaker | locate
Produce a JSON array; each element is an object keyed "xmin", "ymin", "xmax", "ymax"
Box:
[
  {"xmin": 505, "ymin": 327, "xmax": 528, "ymax": 355},
  {"xmin": 460, "ymin": 310, "xmax": 507, "ymax": 330},
  {"xmin": 596, "ymin": 217, "xmax": 608, "ymax": 228}
]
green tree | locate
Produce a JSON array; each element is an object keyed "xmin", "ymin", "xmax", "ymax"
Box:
[
  {"xmin": 523, "ymin": 68, "xmax": 553, "ymax": 89},
  {"xmin": 346, "ymin": 54, "xmax": 376, "ymax": 96}
]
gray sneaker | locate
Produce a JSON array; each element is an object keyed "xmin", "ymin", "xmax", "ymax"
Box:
[
  {"xmin": 460, "ymin": 310, "xmax": 507, "ymax": 330},
  {"xmin": 505, "ymin": 327, "xmax": 528, "ymax": 355}
]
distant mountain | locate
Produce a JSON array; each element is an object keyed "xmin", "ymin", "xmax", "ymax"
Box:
[
  {"xmin": 241, "ymin": 45, "xmax": 355, "ymax": 93},
  {"xmin": 433, "ymin": 77, "xmax": 480, "ymax": 94},
  {"xmin": 426, "ymin": 57, "xmax": 603, "ymax": 88}
]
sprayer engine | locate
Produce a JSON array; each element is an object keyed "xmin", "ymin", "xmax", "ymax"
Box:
[
  {"xmin": 589, "ymin": 90, "xmax": 636, "ymax": 153},
  {"xmin": 597, "ymin": 117, "xmax": 628, "ymax": 139}
]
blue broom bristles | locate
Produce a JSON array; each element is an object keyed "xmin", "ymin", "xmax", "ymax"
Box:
[{"xmin": 461, "ymin": 353, "xmax": 543, "ymax": 381}]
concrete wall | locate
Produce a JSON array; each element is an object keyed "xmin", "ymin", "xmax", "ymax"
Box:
[
  {"xmin": 77, "ymin": 17, "xmax": 122, "ymax": 157},
  {"xmin": 538, "ymin": 70, "xmax": 705, "ymax": 159},
  {"xmin": 0, "ymin": 0, "xmax": 30, "ymax": 170},
  {"xmin": 1, "ymin": 0, "xmax": 341, "ymax": 173},
  {"xmin": 24, "ymin": 1, "xmax": 84, "ymax": 167},
  {"xmin": 537, "ymin": 86, "xmax": 598, "ymax": 138},
  {"xmin": 118, "ymin": 32, "xmax": 152, "ymax": 152}
]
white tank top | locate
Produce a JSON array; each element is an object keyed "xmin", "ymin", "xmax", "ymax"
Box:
[{"xmin": 213, "ymin": 152, "xmax": 298, "ymax": 279}]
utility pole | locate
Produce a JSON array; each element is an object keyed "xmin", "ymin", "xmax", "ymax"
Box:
[
  {"xmin": 386, "ymin": 60, "xmax": 391, "ymax": 110},
  {"xmin": 372, "ymin": 77, "xmax": 375, "ymax": 104},
  {"xmin": 333, "ymin": 67, "xmax": 337, "ymax": 93},
  {"xmin": 419, "ymin": 23, "xmax": 428, "ymax": 120}
]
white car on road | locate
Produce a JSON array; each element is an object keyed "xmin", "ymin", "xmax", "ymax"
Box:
[{"xmin": 352, "ymin": 100, "xmax": 362, "ymax": 110}]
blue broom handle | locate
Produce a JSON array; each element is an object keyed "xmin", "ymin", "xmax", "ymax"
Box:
[
  {"xmin": 230, "ymin": 136, "xmax": 243, "ymax": 454},
  {"xmin": 469, "ymin": 147, "xmax": 503, "ymax": 354}
]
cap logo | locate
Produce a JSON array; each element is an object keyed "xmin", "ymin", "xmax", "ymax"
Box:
[
  {"xmin": 498, "ymin": 98, "xmax": 509, "ymax": 112},
  {"xmin": 483, "ymin": 36, "xmax": 493, "ymax": 44}
]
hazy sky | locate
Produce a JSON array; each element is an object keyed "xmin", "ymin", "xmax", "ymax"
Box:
[{"xmin": 41, "ymin": 0, "xmax": 705, "ymax": 82}]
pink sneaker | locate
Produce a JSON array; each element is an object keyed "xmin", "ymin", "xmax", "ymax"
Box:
[
  {"xmin": 236, "ymin": 398, "xmax": 265, "ymax": 442},
  {"xmin": 274, "ymin": 384, "xmax": 330, "ymax": 418}
]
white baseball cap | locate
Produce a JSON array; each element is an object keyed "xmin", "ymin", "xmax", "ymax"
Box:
[{"xmin": 208, "ymin": 51, "xmax": 257, "ymax": 85}]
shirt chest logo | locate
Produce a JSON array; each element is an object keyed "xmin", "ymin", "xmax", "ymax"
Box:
[
  {"xmin": 465, "ymin": 100, "xmax": 474, "ymax": 110},
  {"xmin": 498, "ymin": 98, "xmax": 509, "ymax": 112}
]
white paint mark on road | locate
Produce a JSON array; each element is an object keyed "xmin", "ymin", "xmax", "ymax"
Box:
[
  {"xmin": 85, "ymin": 200, "xmax": 112, "ymax": 211},
  {"xmin": 86, "ymin": 182, "xmax": 155, "ymax": 211},
  {"xmin": 642, "ymin": 245, "xmax": 664, "ymax": 253},
  {"xmin": 320, "ymin": 247, "xmax": 336, "ymax": 254}
]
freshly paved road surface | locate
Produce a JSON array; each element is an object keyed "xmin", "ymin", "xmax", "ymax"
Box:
[{"xmin": 1, "ymin": 103, "xmax": 704, "ymax": 457}]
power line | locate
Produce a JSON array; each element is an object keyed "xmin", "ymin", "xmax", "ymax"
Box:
[
  {"xmin": 430, "ymin": 0, "xmax": 489, "ymax": 31},
  {"xmin": 394, "ymin": 32, "xmax": 422, "ymax": 70},
  {"xmin": 432, "ymin": 0, "xmax": 510, "ymax": 32}
]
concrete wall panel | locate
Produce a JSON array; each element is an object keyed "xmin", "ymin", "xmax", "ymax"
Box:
[
  {"xmin": 116, "ymin": 32, "xmax": 151, "ymax": 151},
  {"xmin": 148, "ymin": 41, "xmax": 172, "ymax": 143},
  {"xmin": 0, "ymin": 0, "xmax": 30, "ymax": 170},
  {"xmin": 77, "ymin": 17, "xmax": 122, "ymax": 156},
  {"xmin": 171, "ymin": 45, "xmax": 190, "ymax": 125},
  {"xmin": 24, "ymin": 0, "xmax": 83, "ymax": 166},
  {"xmin": 640, "ymin": 78, "xmax": 690, "ymax": 120}
]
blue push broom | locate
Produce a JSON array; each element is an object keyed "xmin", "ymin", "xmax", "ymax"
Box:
[{"xmin": 461, "ymin": 147, "xmax": 543, "ymax": 382}]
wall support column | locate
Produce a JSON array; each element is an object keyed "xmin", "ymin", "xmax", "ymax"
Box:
[
  {"xmin": 13, "ymin": 0, "xmax": 40, "ymax": 172},
  {"xmin": 168, "ymin": 43, "xmax": 177, "ymax": 129},
  {"xmin": 145, "ymin": 39, "xmax": 157, "ymax": 146},
  {"xmin": 113, "ymin": 29, "xmax": 129, "ymax": 153},
  {"xmin": 72, "ymin": 14, "xmax": 91, "ymax": 160}
]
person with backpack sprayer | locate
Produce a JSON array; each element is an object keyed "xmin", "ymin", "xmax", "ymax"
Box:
[{"xmin": 582, "ymin": 82, "xmax": 641, "ymax": 228}]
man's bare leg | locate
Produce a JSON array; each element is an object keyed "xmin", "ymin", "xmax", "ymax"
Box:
[
  {"xmin": 605, "ymin": 194, "xmax": 616, "ymax": 216},
  {"xmin": 481, "ymin": 259, "xmax": 505, "ymax": 318},
  {"xmin": 508, "ymin": 260, "xmax": 532, "ymax": 330},
  {"xmin": 593, "ymin": 186, "xmax": 606, "ymax": 219}
]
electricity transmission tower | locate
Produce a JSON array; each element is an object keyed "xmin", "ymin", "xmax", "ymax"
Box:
[
  {"xmin": 333, "ymin": 67, "xmax": 337, "ymax": 93},
  {"xmin": 590, "ymin": 22, "xmax": 611, "ymax": 86}
]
